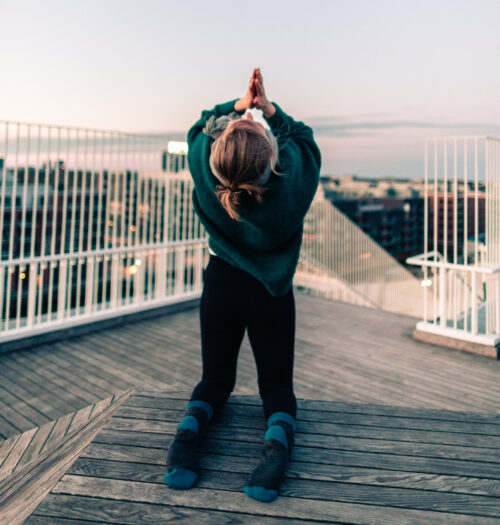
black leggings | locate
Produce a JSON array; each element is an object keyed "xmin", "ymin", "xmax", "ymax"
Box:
[{"xmin": 189, "ymin": 254, "xmax": 297, "ymax": 420}]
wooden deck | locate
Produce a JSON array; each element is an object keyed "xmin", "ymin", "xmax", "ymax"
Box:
[
  {"xmin": 15, "ymin": 389, "xmax": 500, "ymax": 524},
  {"xmin": 0, "ymin": 292, "xmax": 499, "ymax": 447}
]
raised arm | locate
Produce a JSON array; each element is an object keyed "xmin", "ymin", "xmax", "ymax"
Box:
[
  {"xmin": 263, "ymin": 101, "xmax": 321, "ymax": 170},
  {"xmin": 252, "ymin": 68, "xmax": 321, "ymax": 170},
  {"xmin": 187, "ymin": 69, "xmax": 259, "ymax": 147}
]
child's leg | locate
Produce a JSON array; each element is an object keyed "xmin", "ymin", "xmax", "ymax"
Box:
[
  {"xmin": 243, "ymin": 285, "xmax": 297, "ymax": 502},
  {"xmin": 165, "ymin": 256, "xmax": 247, "ymax": 489}
]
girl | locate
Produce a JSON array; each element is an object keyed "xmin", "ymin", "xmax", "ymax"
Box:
[{"xmin": 164, "ymin": 68, "xmax": 321, "ymax": 502}]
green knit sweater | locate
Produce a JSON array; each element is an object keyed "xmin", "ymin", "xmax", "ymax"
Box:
[{"xmin": 187, "ymin": 98, "xmax": 321, "ymax": 297}]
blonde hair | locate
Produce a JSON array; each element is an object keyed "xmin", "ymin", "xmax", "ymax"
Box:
[{"xmin": 210, "ymin": 119, "xmax": 281, "ymax": 221}]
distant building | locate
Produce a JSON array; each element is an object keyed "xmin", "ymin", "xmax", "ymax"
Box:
[
  {"xmin": 333, "ymin": 197, "xmax": 424, "ymax": 263},
  {"xmin": 321, "ymin": 175, "xmax": 486, "ymax": 265}
]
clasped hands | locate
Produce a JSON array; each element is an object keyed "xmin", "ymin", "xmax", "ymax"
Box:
[{"xmin": 234, "ymin": 68, "xmax": 276, "ymax": 118}]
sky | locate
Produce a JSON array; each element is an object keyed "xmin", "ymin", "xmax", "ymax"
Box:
[{"xmin": 1, "ymin": 0, "xmax": 499, "ymax": 178}]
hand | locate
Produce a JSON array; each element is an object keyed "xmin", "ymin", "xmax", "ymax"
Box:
[
  {"xmin": 252, "ymin": 68, "xmax": 275, "ymax": 118},
  {"xmin": 234, "ymin": 68, "xmax": 259, "ymax": 112}
]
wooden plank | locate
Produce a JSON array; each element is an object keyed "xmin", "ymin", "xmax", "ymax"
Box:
[
  {"xmin": 68, "ymin": 454, "xmax": 500, "ymax": 498},
  {"xmin": 9, "ymin": 398, "xmax": 115, "ymax": 478},
  {"xmin": 107, "ymin": 412, "xmax": 500, "ymax": 450},
  {"xmin": 83, "ymin": 436, "xmax": 500, "ymax": 480},
  {"xmin": 118, "ymin": 403, "xmax": 500, "ymax": 443},
  {"xmin": 0, "ymin": 435, "xmax": 21, "ymax": 469},
  {"xmin": 29, "ymin": 493, "xmax": 338, "ymax": 525},
  {"xmin": 26, "ymin": 516, "xmax": 99, "ymax": 525},
  {"xmin": 26, "ymin": 517, "xmax": 99, "ymax": 525},
  {"xmin": 0, "ymin": 392, "xmax": 41, "ymax": 433},
  {"xmin": 0, "ymin": 358, "xmax": 76, "ymax": 417},
  {"xmin": 16, "ymin": 350, "xmax": 106, "ymax": 405},
  {"xmin": 88, "ymin": 395, "xmax": 116, "ymax": 420},
  {"xmin": 292, "ymin": 295, "xmax": 500, "ymax": 394},
  {"xmin": 13, "ymin": 421, "xmax": 57, "ymax": 473},
  {"xmin": 320, "ymin": 320, "xmax": 500, "ymax": 390},
  {"xmin": 64, "ymin": 405, "xmax": 95, "ymax": 438},
  {"xmin": 113, "ymin": 406, "xmax": 500, "ymax": 463},
  {"xmin": 54, "ymin": 340, "xmax": 165, "ymax": 391},
  {"xmin": 49, "ymin": 475, "xmax": 500, "ymax": 524},
  {"xmin": 0, "ymin": 412, "xmax": 22, "ymax": 439},
  {"xmin": 0, "ymin": 386, "xmax": 51, "ymax": 431},
  {"xmin": 10, "ymin": 352, "xmax": 95, "ymax": 407},
  {"xmin": 55, "ymin": 457, "xmax": 500, "ymax": 518},
  {"xmin": 124, "ymin": 394, "xmax": 500, "ymax": 435},
  {"xmin": 133, "ymin": 390, "xmax": 500, "ymax": 424},
  {"xmin": 0, "ymin": 389, "xmax": 133, "ymax": 525},
  {"xmin": 93, "ymin": 337, "xmax": 194, "ymax": 392},
  {"xmin": 38, "ymin": 412, "xmax": 75, "ymax": 456},
  {"xmin": 88, "ymin": 425, "xmax": 500, "ymax": 499},
  {"xmin": 0, "ymin": 369, "xmax": 60, "ymax": 423},
  {"xmin": 51, "ymin": 341, "xmax": 132, "ymax": 392},
  {"xmin": 61, "ymin": 337, "xmax": 168, "ymax": 390},
  {"xmin": 0, "ymin": 427, "xmax": 38, "ymax": 480}
]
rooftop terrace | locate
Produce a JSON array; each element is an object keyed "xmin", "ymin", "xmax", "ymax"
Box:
[{"xmin": 0, "ymin": 293, "xmax": 499, "ymax": 523}]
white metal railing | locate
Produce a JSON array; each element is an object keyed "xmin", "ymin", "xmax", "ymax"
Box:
[
  {"xmin": 296, "ymin": 193, "xmax": 428, "ymax": 317},
  {"xmin": 407, "ymin": 136, "xmax": 500, "ymax": 347},
  {"xmin": 0, "ymin": 120, "xmax": 207, "ymax": 342},
  {"xmin": 1, "ymin": 117, "xmax": 439, "ymax": 344}
]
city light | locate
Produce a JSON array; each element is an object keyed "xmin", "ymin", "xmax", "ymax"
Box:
[
  {"xmin": 421, "ymin": 279, "xmax": 432, "ymax": 287},
  {"xmin": 167, "ymin": 141, "xmax": 188, "ymax": 154},
  {"xmin": 129, "ymin": 264, "xmax": 138, "ymax": 275}
]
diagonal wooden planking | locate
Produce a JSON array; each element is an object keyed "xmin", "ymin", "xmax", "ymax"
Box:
[{"xmin": 0, "ymin": 390, "xmax": 133, "ymax": 525}]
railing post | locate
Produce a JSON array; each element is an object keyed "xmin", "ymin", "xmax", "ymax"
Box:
[
  {"xmin": 110, "ymin": 252, "xmax": 119, "ymax": 308},
  {"xmin": 439, "ymin": 265, "xmax": 446, "ymax": 328},
  {"xmin": 57, "ymin": 260, "xmax": 68, "ymax": 322},
  {"xmin": 175, "ymin": 246, "xmax": 185, "ymax": 297},
  {"xmin": 471, "ymin": 271, "xmax": 478, "ymax": 335},
  {"xmin": 496, "ymin": 274, "xmax": 500, "ymax": 334},
  {"xmin": 155, "ymin": 248, "xmax": 166, "ymax": 300},
  {"xmin": 26, "ymin": 262, "xmax": 37, "ymax": 328},
  {"xmin": 85, "ymin": 256, "xmax": 95, "ymax": 314}
]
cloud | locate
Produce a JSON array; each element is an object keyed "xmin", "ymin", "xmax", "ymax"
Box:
[{"xmin": 307, "ymin": 116, "xmax": 500, "ymax": 138}]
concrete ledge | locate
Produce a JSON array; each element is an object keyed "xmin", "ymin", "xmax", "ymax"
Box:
[
  {"xmin": 0, "ymin": 298, "xmax": 200, "ymax": 355},
  {"xmin": 413, "ymin": 328, "xmax": 499, "ymax": 359}
]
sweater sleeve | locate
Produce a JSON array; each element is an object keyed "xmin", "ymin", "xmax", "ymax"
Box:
[
  {"xmin": 263, "ymin": 102, "xmax": 322, "ymax": 172},
  {"xmin": 257, "ymin": 102, "xmax": 322, "ymax": 239}
]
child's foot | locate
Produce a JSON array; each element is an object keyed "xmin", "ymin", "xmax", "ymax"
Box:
[
  {"xmin": 164, "ymin": 400, "xmax": 213, "ymax": 489},
  {"xmin": 243, "ymin": 411, "xmax": 296, "ymax": 502}
]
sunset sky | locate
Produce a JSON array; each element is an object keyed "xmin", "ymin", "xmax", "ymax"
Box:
[{"xmin": 1, "ymin": 0, "xmax": 499, "ymax": 178}]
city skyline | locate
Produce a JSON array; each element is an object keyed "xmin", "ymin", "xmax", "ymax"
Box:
[{"xmin": 1, "ymin": 0, "xmax": 499, "ymax": 179}]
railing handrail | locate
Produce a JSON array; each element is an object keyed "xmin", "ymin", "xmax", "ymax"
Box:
[
  {"xmin": 0, "ymin": 118, "xmax": 179, "ymax": 139},
  {"xmin": 0, "ymin": 238, "xmax": 208, "ymax": 267}
]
